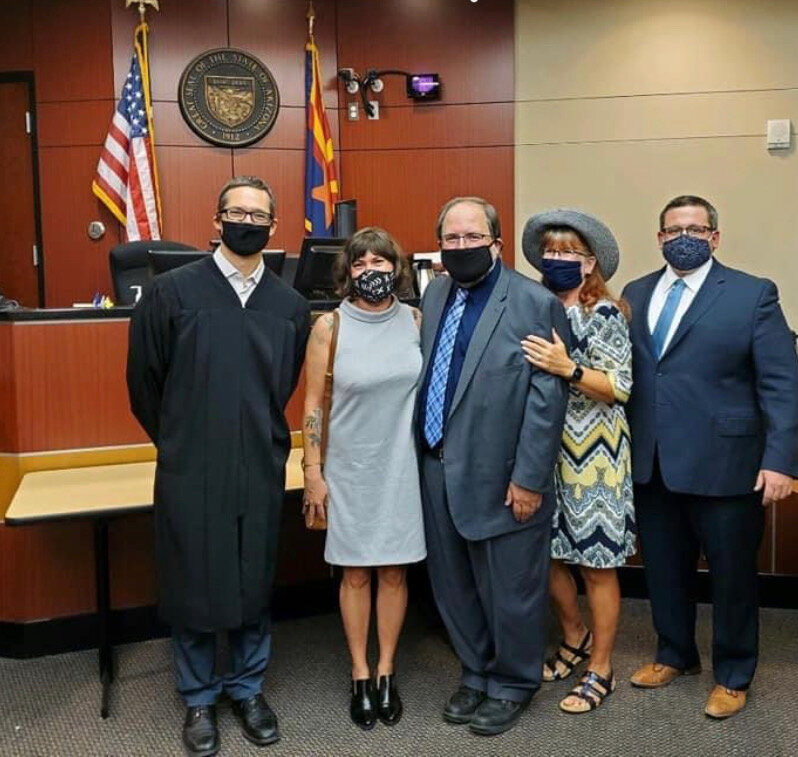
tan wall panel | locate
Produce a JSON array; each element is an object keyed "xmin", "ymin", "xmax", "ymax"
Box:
[
  {"xmin": 517, "ymin": 90, "xmax": 798, "ymax": 146},
  {"xmin": 516, "ymin": 0, "xmax": 798, "ymax": 101},
  {"xmin": 515, "ymin": 137, "xmax": 798, "ymax": 326}
]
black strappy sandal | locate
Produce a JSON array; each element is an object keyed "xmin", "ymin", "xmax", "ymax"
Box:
[
  {"xmin": 559, "ymin": 669, "xmax": 616, "ymax": 713},
  {"xmin": 542, "ymin": 629, "xmax": 592, "ymax": 682}
]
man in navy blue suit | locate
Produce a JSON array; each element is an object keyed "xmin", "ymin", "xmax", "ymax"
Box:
[{"xmin": 622, "ymin": 195, "xmax": 798, "ymax": 719}]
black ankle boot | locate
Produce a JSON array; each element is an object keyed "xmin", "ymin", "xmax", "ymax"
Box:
[
  {"xmin": 377, "ymin": 674, "xmax": 403, "ymax": 725},
  {"xmin": 350, "ymin": 678, "xmax": 377, "ymax": 730}
]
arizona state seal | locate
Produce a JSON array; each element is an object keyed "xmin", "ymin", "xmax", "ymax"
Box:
[{"xmin": 178, "ymin": 48, "xmax": 280, "ymax": 148}]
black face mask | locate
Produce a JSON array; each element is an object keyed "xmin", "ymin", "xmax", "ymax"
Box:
[
  {"xmin": 352, "ymin": 269, "xmax": 396, "ymax": 304},
  {"xmin": 221, "ymin": 220, "xmax": 270, "ymax": 257},
  {"xmin": 441, "ymin": 245, "xmax": 494, "ymax": 286}
]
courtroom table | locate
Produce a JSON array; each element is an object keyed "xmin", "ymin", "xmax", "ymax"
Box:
[{"xmin": 4, "ymin": 450, "xmax": 304, "ymax": 719}]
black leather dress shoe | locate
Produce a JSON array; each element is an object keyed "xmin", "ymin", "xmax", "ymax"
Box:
[
  {"xmin": 232, "ymin": 693, "xmax": 280, "ymax": 746},
  {"xmin": 442, "ymin": 685, "xmax": 487, "ymax": 724},
  {"xmin": 377, "ymin": 674, "xmax": 403, "ymax": 725},
  {"xmin": 350, "ymin": 678, "xmax": 378, "ymax": 730},
  {"xmin": 182, "ymin": 705, "xmax": 219, "ymax": 756},
  {"xmin": 469, "ymin": 696, "xmax": 531, "ymax": 736}
]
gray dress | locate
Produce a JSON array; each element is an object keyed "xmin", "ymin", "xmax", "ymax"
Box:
[{"xmin": 324, "ymin": 297, "xmax": 426, "ymax": 566}]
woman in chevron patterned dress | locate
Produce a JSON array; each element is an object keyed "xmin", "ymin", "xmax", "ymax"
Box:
[{"xmin": 521, "ymin": 209, "xmax": 634, "ymax": 715}]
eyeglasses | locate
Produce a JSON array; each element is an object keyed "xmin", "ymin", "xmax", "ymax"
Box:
[
  {"xmin": 660, "ymin": 225, "xmax": 715, "ymax": 240},
  {"xmin": 440, "ymin": 232, "xmax": 494, "ymax": 248},
  {"xmin": 220, "ymin": 207, "xmax": 272, "ymax": 225},
  {"xmin": 542, "ymin": 249, "xmax": 591, "ymax": 259}
]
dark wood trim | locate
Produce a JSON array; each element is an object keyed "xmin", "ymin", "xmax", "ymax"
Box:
[
  {"xmin": 0, "ymin": 71, "xmax": 45, "ymax": 307},
  {"xmin": 0, "ymin": 580, "xmax": 337, "ymax": 659}
]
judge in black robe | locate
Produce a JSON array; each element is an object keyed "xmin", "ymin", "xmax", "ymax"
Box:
[{"xmin": 127, "ymin": 177, "xmax": 310, "ymax": 752}]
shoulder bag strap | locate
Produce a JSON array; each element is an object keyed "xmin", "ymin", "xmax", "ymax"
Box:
[{"xmin": 320, "ymin": 309, "xmax": 340, "ymax": 466}]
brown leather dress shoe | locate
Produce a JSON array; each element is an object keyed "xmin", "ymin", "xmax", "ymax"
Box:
[
  {"xmin": 630, "ymin": 662, "xmax": 701, "ymax": 688},
  {"xmin": 705, "ymin": 685, "xmax": 747, "ymax": 719}
]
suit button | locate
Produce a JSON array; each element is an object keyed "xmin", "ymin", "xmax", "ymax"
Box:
[{"xmin": 656, "ymin": 372, "xmax": 663, "ymax": 377}]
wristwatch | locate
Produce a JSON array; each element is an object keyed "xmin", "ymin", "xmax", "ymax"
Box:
[{"xmin": 569, "ymin": 363, "xmax": 584, "ymax": 383}]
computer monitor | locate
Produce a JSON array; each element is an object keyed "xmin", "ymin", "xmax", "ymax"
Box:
[
  {"xmin": 147, "ymin": 249, "xmax": 210, "ymax": 275},
  {"xmin": 293, "ymin": 237, "xmax": 347, "ymax": 300},
  {"xmin": 147, "ymin": 249, "xmax": 286, "ymax": 277}
]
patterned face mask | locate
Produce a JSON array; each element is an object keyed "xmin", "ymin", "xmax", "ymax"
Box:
[{"xmin": 352, "ymin": 268, "xmax": 396, "ymax": 304}]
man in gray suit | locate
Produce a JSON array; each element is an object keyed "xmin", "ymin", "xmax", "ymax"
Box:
[{"xmin": 417, "ymin": 196, "xmax": 569, "ymax": 735}]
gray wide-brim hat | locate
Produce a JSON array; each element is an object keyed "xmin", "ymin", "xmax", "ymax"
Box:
[{"xmin": 522, "ymin": 208, "xmax": 620, "ymax": 281}]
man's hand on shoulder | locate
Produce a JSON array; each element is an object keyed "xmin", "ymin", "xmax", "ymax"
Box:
[
  {"xmin": 504, "ymin": 482, "xmax": 542, "ymax": 523},
  {"xmin": 754, "ymin": 469, "xmax": 794, "ymax": 506}
]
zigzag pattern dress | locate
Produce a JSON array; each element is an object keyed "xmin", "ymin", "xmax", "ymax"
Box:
[{"xmin": 550, "ymin": 300, "xmax": 636, "ymax": 568}]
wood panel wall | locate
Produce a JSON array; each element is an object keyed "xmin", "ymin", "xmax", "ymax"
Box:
[
  {"xmin": 1, "ymin": 0, "xmax": 514, "ymax": 308},
  {"xmin": 336, "ymin": 0, "xmax": 515, "ymax": 259}
]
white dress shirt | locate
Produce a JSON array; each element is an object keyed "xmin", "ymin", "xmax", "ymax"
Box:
[
  {"xmin": 213, "ymin": 248, "xmax": 265, "ymax": 307},
  {"xmin": 647, "ymin": 257, "xmax": 714, "ymax": 353}
]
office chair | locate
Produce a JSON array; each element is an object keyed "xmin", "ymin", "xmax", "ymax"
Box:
[{"xmin": 109, "ymin": 240, "xmax": 196, "ymax": 305}]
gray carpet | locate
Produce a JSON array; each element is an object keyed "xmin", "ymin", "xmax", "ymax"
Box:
[{"xmin": 1, "ymin": 598, "xmax": 796, "ymax": 756}]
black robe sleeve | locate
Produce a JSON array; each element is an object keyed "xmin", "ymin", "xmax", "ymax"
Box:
[{"xmin": 126, "ymin": 278, "xmax": 177, "ymax": 444}]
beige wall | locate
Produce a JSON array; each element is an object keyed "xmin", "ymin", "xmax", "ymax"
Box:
[{"xmin": 514, "ymin": 0, "xmax": 798, "ymax": 326}]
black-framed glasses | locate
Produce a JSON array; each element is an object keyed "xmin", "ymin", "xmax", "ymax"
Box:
[
  {"xmin": 220, "ymin": 207, "xmax": 272, "ymax": 226},
  {"xmin": 660, "ymin": 225, "xmax": 715, "ymax": 240},
  {"xmin": 440, "ymin": 232, "xmax": 494, "ymax": 248}
]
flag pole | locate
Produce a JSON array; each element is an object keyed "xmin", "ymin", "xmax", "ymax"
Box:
[
  {"xmin": 125, "ymin": 0, "xmax": 160, "ymax": 25},
  {"xmin": 307, "ymin": 1, "xmax": 315, "ymax": 39},
  {"xmin": 126, "ymin": 0, "xmax": 163, "ymax": 234}
]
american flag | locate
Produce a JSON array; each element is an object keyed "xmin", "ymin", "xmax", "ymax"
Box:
[{"xmin": 92, "ymin": 26, "xmax": 161, "ymax": 241}]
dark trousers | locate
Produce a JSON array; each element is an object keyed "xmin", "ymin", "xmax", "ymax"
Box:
[
  {"xmin": 421, "ymin": 452, "xmax": 552, "ymax": 702},
  {"xmin": 172, "ymin": 614, "xmax": 272, "ymax": 706},
  {"xmin": 635, "ymin": 461, "xmax": 764, "ymax": 690}
]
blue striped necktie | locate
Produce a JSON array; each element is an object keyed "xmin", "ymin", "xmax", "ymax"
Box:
[
  {"xmin": 652, "ymin": 278, "xmax": 686, "ymax": 358},
  {"xmin": 424, "ymin": 287, "xmax": 468, "ymax": 447}
]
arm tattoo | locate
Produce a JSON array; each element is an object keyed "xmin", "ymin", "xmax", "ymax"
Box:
[
  {"xmin": 304, "ymin": 408, "xmax": 322, "ymax": 448},
  {"xmin": 311, "ymin": 314, "xmax": 335, "ymax": 344}
]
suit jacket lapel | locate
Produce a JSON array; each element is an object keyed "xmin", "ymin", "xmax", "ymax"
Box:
[
  {"xmin": 660, "ymin": 259, "xmax": 725, "ymax": 360},
  {"xmin": 636, "ymin": 269, "xmax": 663, "ymax": 361},
  {"xmin": 447, "ymin": 264, "xmax": 509, "ymax": 420},
  {"xmin": 419, "ymin": 274, "xmax": 453, "ymax": 381}
]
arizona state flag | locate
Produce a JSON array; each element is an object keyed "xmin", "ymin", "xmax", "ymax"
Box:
[{"xmin": 304, "ymin": 33, "xmax": 339, "ymax": 236}]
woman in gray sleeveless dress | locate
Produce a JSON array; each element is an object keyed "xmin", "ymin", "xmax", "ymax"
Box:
[{"xmin": 302, "ymin": 228, "xmax": 425, "ymax": 731}]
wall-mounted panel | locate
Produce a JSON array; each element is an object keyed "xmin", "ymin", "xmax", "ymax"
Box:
[
  {"xmin": 0, "ymin": 0, "xmax": 34, "ymax": 72},
  {"xmin": 337, "ymin": 0, "xmax": 514, "ymax": 106},
  {"xmin": 233, "ymin": 148, "xmax": 308, "ymax": 255},
  {"xmin": 0, "ymin": 328, "xmax": 19, "ymax": 452},
  {"xmin": 32, "ymin": 0, "xmax": 113, "ymax": 102},
  {"xmin": 0, "ymin": 522, "xmax": 96, "ymax": 621},
  {"xmin": 340, "ymin": 102, "xmax": 513, "ymax": 152},
  {"xmin": 36, "ymin": 100, "xmax": 116, "ymax": 148},
  {"xmin": 9, "ymin": 322, "xmax": 147, "ymax": 453},
  {"xmin": 154, "ymin": 102, "xmax": 324, "ymax": 151},
  {"xmin": 111, "ymin": 0, "xmax": 227, "ymax": 101},
  {"xmin": 516, "ymin": 90, "xmax": 798, "ymax": 147},
  {"xmin": 516, "ymin": 0, "xmax": 798, "ymax": 101},
  {"xmin": 39, "ymin": 146, "xmax": 121, "ymax": 307},
  {"xmin": 155, "ymin": 146, "xmax": 233, "ymax": 249},
  {"xmin": 341, "ymin": 147, "xmax": 514, "ymax": 262},
  {"xmin": 229, "ymin": 0, "xmax": 338, "ymax": 110},
  {"xmin": 515, "ymin": 137, "xmax": 798, "ymax": 327}
]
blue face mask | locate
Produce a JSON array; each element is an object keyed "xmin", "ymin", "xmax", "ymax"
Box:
[
  {"xmin": 662, "ymin": 235, "xmax": 712, "ymax": 271},
  {"xmin": 541, "ymin": 259, "xmax": 583, "ymax": 292}
]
